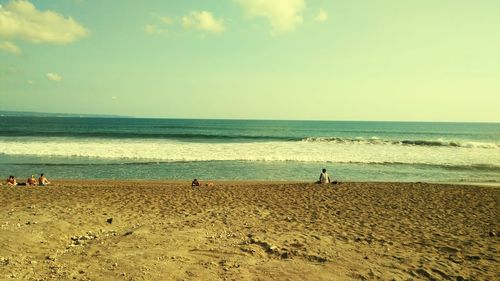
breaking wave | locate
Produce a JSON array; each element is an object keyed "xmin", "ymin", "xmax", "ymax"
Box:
[
  {"xmin": 301, "ymin": 137, "xmax": 499, "ymax": 149},
  {"xmin": 0, "ymin": 137, "xmax": 498, "ymax": 167}
]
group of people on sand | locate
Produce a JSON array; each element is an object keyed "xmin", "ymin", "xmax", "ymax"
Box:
[{"xmin": 5, "ymin": 173, "xmax": 50, "ymax": 186}]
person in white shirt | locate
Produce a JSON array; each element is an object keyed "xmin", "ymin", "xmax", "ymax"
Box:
[
  {"xmin": 318, "ymin": 169, "xmax": 331, "ymax": 184},
  {"xmin": 317, "ymin": 168, "xmax": 340, "ymax": 185}
]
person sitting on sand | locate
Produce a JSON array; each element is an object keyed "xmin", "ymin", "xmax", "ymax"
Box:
[
  {"xmin": 318, "ymin": 169, "xmax": 331, "ymax": 184},
  {"xmin": 38, "ymin": 173, "xmax": 50, "ymax": 186},
  {"xmin": 6, "ymin": 175, "xmax": 17, "ymax": 186},
  {"xmin": 27, "ymin": 175, "xmax": 38, "ymax": 186},
  {"xmin": 191, "ymin": 178, "xmax": 201, "ymax": 187},
  {"xmin": 316, "ymin": 169, "xmax": 340, "ymax": 185}
]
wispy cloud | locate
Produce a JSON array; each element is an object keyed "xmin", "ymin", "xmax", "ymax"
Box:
[
  {"xmin": 144, "ymin": 24, "xmax": 164, "ymax": 35},
  {"xmin": 238, "ymin": 0, "xmax": 305, "ymax": 33},
  {"xmin": 0, "ymin": 41, "xmax": 21, "ymax": 54},
  {"xmin": 182, "ymin": 11, "xmax": 225, "ymax": 34},
  {"xmin": 160, "ymin": 16, "xmax": 174, "ymax": 25},
  {"xmin": 144, "ymin": 15, "xmax": 174, "ymax": 35},
  {"xmin": 314, "ymin": 10, "xmax": 328, "ymax": 22},
  {"xmin": 0, "ymin": 0, "xmax": 88, "ymax": 47},
  {"xmin": 46, "ymin": 72, "xmax": 62, "ymax": 82}
]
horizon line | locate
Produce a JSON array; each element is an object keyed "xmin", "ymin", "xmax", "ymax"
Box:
[{"xmin": 0, "ymin": 110, "xmax": 499, "ymax": 124}]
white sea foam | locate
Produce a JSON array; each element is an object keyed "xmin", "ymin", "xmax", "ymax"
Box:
[
  {"xmin": 301, "ymin": 137, "xmax": 500, "ymax": 149},
  {"xmin": 1, "ymin": 137, "xmax": 499, "ymax": 167}
]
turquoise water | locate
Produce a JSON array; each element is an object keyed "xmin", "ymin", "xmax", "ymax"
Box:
[{"xmin": 0, "ymin": 117, "xmax": 499, "ymax": 183}]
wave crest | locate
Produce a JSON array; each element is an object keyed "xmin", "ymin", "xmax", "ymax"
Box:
[{"xmin": 301, "ymin": 137, "xmax": 499, "ymax": 149}]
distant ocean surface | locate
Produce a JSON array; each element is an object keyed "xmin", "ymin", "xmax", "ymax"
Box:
[{"xmin": 0, "ymin": 117, "xmax": 499, "ymax": 183}]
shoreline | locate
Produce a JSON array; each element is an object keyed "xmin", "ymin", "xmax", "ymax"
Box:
[
  {"xmin": 1, "ymin": 181, "xmax": 498, "ymax": 280},
  {"xmin": 5, "ymin": 178, "xmax": 499, "ymax": 188}
]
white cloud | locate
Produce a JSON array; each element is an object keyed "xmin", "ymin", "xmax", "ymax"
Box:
[
  {"xmin": 144, "ymin": 24, "xmax": 163, "ymax": 35},
  {"xmin": 0, "ymin": 0, "xmax": 88, "ymax": 44},
  {"xmin": 182, "ymin": 11, "xmax": 225, "ymax": 34},
  {"xmin": 144, "ymin": 15, "xmax": 174, "ymax": 35},
  {"xmin": 46, "ymin": 72, "xmax": 62, "ymax": 82},
  {"xmin": 314, "ymin": 10, "xmax": 328, "ymax": 22},
  {"xmin": 238, "ymin": 0, "xmax": 305, "ymax": 33},
  {"xmin": 111, "ymin": 96, "xmax": 117, "ymax": 100},
  {"xmin": 0, "ymin": 40, "xmax": 20, "ymax": 54}
]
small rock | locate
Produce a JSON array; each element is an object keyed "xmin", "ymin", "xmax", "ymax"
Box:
[
  {"xmin": 465, "ymin": 255, "xmax": 481, "ymax": 261},
  {"xmin": 0, "ymin": 257, "xmax": 10, "ymax": 265},
  {"xmin": 281, "ymin": 252, "xmax": 290, "ymax": 259}
]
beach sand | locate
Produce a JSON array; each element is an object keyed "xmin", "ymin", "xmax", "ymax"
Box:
[{"xmin": 0, "ymin": 181, "xmax": 498, "ymax": 280}]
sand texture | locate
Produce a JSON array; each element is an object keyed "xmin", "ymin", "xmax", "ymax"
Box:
[{"xmin": 0, "ymin": 181, "xmax": 498, "ymax": 280}]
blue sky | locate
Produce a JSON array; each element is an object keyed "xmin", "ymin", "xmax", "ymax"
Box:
[{"xmin": 1, "ymin": 0, "xmax": 499, "ymax": 121}]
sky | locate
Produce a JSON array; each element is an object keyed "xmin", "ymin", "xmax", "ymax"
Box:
[{"xmin": 0, "ymin": 0, "xmax": 499, "ymax": 122}]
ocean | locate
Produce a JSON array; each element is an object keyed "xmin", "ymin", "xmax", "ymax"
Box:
[{"xmin": 0, "ymin": 117, "xmax": 499, "ymax": 183}]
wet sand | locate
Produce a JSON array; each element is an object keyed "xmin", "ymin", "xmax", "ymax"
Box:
[{"xmin": 0, "ymin": 180, "xmax": 498, "ymax": 280}]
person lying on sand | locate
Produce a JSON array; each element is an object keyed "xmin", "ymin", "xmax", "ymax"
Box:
[
  {"xmin": 6, "ymin": 175, "xmax": 17, "ymax": 186},
  {"xmin": 27, "ymin": 175, "xmax": 38, "ymax": 186},
  {"xmin": 38, "ymin": 173, "xmax": 50, "ymax": 186},
  {"xmin": 191, "ymin": 179, "xmax": 214, "ymax": 187},
  {"xmin": 10, "ymin": 176, "xmax": 26, "ymax": 186}
]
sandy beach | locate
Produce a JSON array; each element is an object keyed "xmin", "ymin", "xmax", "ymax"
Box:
[{"xmin": 0, "ymin": 181, "xmax": 498, "ymax": 280}]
